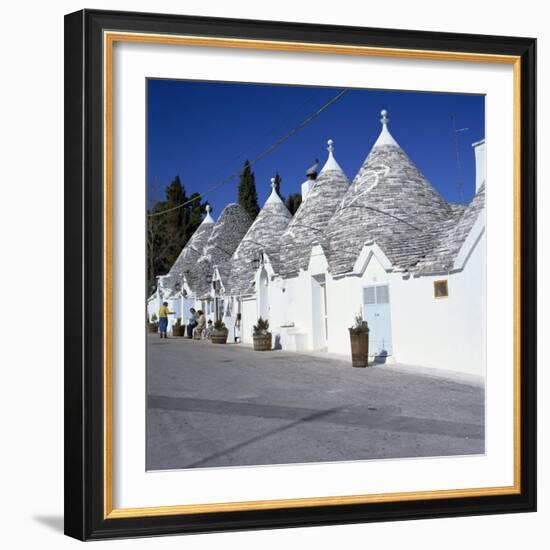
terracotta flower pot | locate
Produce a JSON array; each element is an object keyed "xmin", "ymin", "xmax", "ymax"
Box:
[
  {"xmin": 253, "ymin": 333, "xmax": 272, "ymax": 351},
  {"xmin": 349, "ymin": 330, "xmax": 369, "ymax": 368},
  {"xmin": 147, "ymin": 322, "xmax": 158, "ymax": 333},
  {"xmin": 211, "ymin": 330, "xmax": 228, "ymax": 344}
]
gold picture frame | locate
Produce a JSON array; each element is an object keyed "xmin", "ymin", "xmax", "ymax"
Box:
[{"xmin": 65, "ymin": 9, "xmax": 536, "ymax": 540}]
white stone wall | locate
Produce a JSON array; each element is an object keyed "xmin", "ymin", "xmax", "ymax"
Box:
[
  {"xmin": 240, "ymin": 296, "xmax": 257, "ymax": 345},
  {"xmin": 390, "ymin": 234, "xmax": 485, "ymax": 376},
  {"xmin": 323, "ymin": 234, "xmax": 485, "ymax": 376},
  {"xmin": 271, "ymin": 272, "xmax": 313, "ymax": 349},
  {"xmin": 218, "ymin": 218, "xmax": 485, "ymax": 377},
  {"xmin": 255, "ymin": 230, "xmax": 485, "ymax": 377},
  {"xmin": 326, "ymin": 252, "xmax": 391, "ymax": 359}
]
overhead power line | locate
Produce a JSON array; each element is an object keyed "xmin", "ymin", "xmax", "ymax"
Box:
[{"xmin": 148, "ymin": 88, "xmax": 349, "ymax": 218}]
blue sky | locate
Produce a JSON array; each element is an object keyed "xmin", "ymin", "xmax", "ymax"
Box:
[{"xmin": 147, "ymin": 79, "xmax": 484, "ymax": 215}]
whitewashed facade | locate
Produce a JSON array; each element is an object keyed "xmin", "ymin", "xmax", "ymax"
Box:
[{"xmin": 152, "ymin": 110, "xmax": 486, "ymax": 376}]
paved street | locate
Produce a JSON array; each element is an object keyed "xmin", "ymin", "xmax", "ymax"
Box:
[{"xmin": 147, "ymin": 335, "xmax": 485, "ymax": 470}]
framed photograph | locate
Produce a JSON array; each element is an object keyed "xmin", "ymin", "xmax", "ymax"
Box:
[{"xmin": 64, "ymin": 9, "xmax": 536, "ymax": 541}]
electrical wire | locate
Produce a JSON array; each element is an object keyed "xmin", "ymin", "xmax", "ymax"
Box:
[{"xmin": 148, "ymin": 88, "xmax": 348, "ymax": 218}]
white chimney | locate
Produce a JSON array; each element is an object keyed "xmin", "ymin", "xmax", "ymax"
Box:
[
  {"xmin": 301, "ymin": 178, "xmax": 315, "ymax": 201},
  {"xmin": 472, "ymin": 139, "xmax": 486, "ymax": 193}
]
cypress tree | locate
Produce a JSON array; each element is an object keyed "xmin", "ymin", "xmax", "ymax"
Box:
[
  {"xmin": 237, "ymin": 160, "xmax": 260, "ymax": 220},
  {"xmin": 285, "ymin": 193, "xmax": 302, "ymax": 215}
]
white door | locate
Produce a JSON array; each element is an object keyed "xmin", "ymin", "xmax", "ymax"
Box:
[
  {"xmin": 241, "ymin": 297, "xmax": 257, "ymax": 345},
  {"xmin": 258, "ymin": 269, "xmax": 269, "ymax": 321},
  {"xmin": 312, "ymin": 275, "xmax": 328, "ymax": 350},
  {"xmin": 362, "ymin": 284, "xmax": 393, "ymax": 359}
]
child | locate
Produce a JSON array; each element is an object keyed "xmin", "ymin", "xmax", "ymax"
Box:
[{"xmin": 204, "ymin": 319, "xmax": 213, "ymax": 339}]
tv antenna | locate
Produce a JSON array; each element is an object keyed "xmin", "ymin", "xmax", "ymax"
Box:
[{"xmin": 449, "ymin": 113, "xmax": 469, "ymax": 203}]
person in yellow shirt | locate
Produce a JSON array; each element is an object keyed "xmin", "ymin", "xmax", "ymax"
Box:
[{"xmin": 158, "ymin": 301, "xmax": 175, "ymax": 338}]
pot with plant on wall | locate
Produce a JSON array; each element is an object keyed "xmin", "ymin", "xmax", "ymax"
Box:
[
  {"xmin": 253, "ymin": 317, "xmax": 272, "ymax": 351},
  {"xmin": 147, "ymin": 313, "xmax": 158, "ymax": 333},
  {"xmin": 172, "ymin": 317, "xmax": 184, "ymax": 337},
  {"xmin": 348, "ymin": 313, "xmax": 370, "ymax": 368},
  {"xmin": 211, "ymin": 319, "xmax": 229, "ymax": 344}
]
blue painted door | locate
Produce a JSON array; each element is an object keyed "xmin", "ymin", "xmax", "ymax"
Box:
[{"xmin": 362, "ymin": 284, "xmax": 393, "ymax": 358}]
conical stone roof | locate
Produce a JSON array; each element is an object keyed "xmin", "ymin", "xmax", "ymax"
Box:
[
  {"xmin": 161, "ymin": 206, "xmax": 215, "ymax": 294},
  {"xmin": 414, "ymin": 183, "xmax": 485, "ymax": 274},
  {"xmin": 279, "ymin": 140, "xmax": 349, "ymax": 277},
  {"xmin": 227, "ymin": 178, "xmax": 292, "ymax": 295},
  {"xmin": 326, "ymin": 110, "xmax": 453, "ymax": 275},
  {"xmin": 186, "ymin": 203, "xmax": 252, "ymax": 298}
]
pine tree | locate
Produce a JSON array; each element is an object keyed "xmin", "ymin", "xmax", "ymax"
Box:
[
  {"xmin": 237, "ymin": 160, "xmax": 260, "ymax": 220},
  {"xmin": 164, "ymin": 175, "xmax": 188, "ymax": 256},
  {"xmin": 146, "ymin": 176, "xmax": 209, "ymax": 294},
  {"xmin": 285, "ymin": 193, "xmax": 302, "ymax": 215}
]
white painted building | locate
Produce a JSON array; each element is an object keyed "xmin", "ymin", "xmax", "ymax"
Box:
[{"xmin": 152, "ymin": 110, "xmax": 486, "ymax": 376}]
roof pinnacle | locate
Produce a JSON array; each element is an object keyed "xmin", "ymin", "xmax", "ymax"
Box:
[
  {"xmin": 373, "ymin": 108, "xmax": 399, "ymax": 148},
  {"xmin": 265, "ymin": 175, "xmax": 284, "ymax": 206},
  {"xmin": 320, "ymin": 138, "xmax": 344, "ymax": 174},
  {"xmin": 202, "ymin": 203, "xmax": 215, "ymax": 224}
]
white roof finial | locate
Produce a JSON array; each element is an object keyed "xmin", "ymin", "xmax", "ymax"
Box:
[
  {"xmin": 320, "ymin": 138, "xmax": 344, "ymax": 173},
  {"xmin": 373, "ymin": 108, "xmax": 399, "ymax": 148},
  {"xmin": 202, "ymin": 203, "xmax": 215, "ymax": 224},
  {"xmin": 265, "ymin": 175, "xmax": 284, "ymax": 206}
]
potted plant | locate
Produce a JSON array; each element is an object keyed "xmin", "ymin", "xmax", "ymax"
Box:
[
  {"xmin": 210, "ymin": 319, "xmax": 228, "ymax": 344},
  {"xmin": 252, "ymin": 317, "xmax": 272, "ymax": 351},
  {"xmin": 348, "ymin": 314, "xmax": 370, "ymax": 368},
  {"xmin": 147, "ymin": 313, "xmax": 158, "ymax": 333},
  {"xmin": 172, "ymin": 317, "xmax": 184, "ymax": 337}
]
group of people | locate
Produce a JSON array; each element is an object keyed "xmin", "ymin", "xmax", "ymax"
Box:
[
  {"xmin": 157, "ymin": 302, "xmax": 212, "ymax": 339},
  {"xmin": 186, "ymin": 307, "xmax": 213, "ymax": 339}
]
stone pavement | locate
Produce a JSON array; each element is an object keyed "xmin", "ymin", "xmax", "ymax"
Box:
[{"xmin": 146, "ymin": 335, "xmax": 484, "ymax": 470}]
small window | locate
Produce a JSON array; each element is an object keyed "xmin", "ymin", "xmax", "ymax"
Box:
[
  {"xmin": 434, "ymin": 280, "xmax": 449, "ymax": 299},
  {"xmin": 363, "ymin": 286, "xmax": 375, "ymax": 305},
  {"xmin": 376, "ymin": 285, "xmax": 390, "ymax": 304}
]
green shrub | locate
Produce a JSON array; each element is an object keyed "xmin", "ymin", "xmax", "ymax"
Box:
[
  {"xmin": 349, "ymin": 313, "xmax": 369, "ymax": 334},
  {"xmin": 253, "ymin": 317, "xmax": 270, "ymax": 336},
  {"xmin": 213, "ymin": 319, "xmax": 228, "ymax": 333}
]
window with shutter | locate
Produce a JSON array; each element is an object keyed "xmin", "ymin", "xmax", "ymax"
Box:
[
  {"xmin": 376, "ymin": 285, "xmax": 389, "ymax": 304},
  {"xmin": 363, "ymin": 286, "xmax": 375, "ymax": 305}
]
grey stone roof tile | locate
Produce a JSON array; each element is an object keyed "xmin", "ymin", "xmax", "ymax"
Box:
[
  {"xmin": 226, "ymin": 195, "xmax": 292, "ymax": 295},
  {"xmin": 186, "ymin": 203, "xmax": 252, "ymax": 298},
  {"xmin": 279, "ymin": 167, "xmax": 349, "ymax": 277},
  {"xmin": 326, "ymin": 143, "xmax": 453, "ymax": 274},
  {"xmin": 160, "ymin": 219, "xmax": 214, "ymax": 295},
  {"xmin": 414, "ymin": 184, "xmax": 485, "ymax": 274}
]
